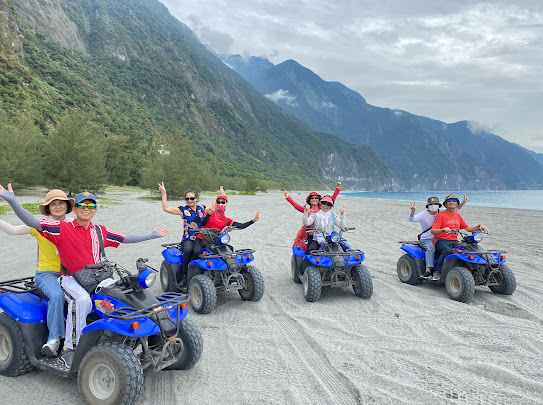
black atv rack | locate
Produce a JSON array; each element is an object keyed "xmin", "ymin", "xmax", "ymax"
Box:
[
  {"xmin": 103, "ymin": 292, "xmax": 189, "ymax": 321},
  {"xmin": 308, "ymin": 248, "xmax": 364, "ymax": 257},
  {"xmin": 0, "ymin": 276, "xmax": 38, "ymax": 294},
  {"xmin": 199, "ymin": 248, "xmax": 255, "ymax": 260},
  {"xmin": 398, "ymin": 241, "xmax": 422, "ymax": 246}
]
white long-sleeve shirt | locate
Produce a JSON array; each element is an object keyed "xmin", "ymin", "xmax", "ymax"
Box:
[{"xmin": 303, "ymin": 210, "xmax": 345, "ymax": 235}]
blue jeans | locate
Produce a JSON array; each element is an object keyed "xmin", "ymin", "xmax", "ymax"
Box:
[
  {"xmin": 434, "ymin": 240, "xmax": 458, "ymax": 273},
  {"xmin": 34, "ymin": 271, "xmax": 65, "ymax": 340},
  {"xmin": 419, "ymin": 239, "xmax": 435, "ymax": 269}
]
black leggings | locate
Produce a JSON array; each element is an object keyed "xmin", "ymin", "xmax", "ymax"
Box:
[
  {"xmin": 307, "ymin": 239, "xmax": 349, "ymax": 254},
  {"xmin": 181, "ymin": 238, "xmax": 202, "ymax": 282}
]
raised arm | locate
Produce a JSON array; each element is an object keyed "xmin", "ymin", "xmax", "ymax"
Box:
[
  {"xmin": 409, "ymin": 201, "xmax": 416, "ymax": 221},
  {"xmin": 122, "ymin": 226, "xmax": 169, "ymax": 243},
  {"xmin": 158, "ymin": 181, "xmax": 182, "ymax": 215},
  {"xmin": 457, "ymin": 193, "xmax": 469, "ymax": 210},
  {"xmin": 284, "ymin": 190, "xmax": 305, "ymax": 213},
  {"xmin": 232, "ymin": 212, "xmax": 260, "ymax": 229},
  {"xmin": 331, "ymin": 181, "xmax": 341, "ymax": 201},
  {"xmin": 0, "ymin": 219, "xmax": 31, "ymax": 235},
  {"xmin": 335, "ymin": 206, "xmax": 345, "ymax": 228},
  {"xmin": 0, "ymin": 183, "xmax": 42, "ymax": 230},
  {"xmin": 303, "ymin": 207, "xmax": 315, "ymax": 226}
]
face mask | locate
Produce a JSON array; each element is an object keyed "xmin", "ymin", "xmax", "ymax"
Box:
[
  {"xmin": 428, "ymin": 204, "xmax": 439, "ymax": 212},
  {"xmin": 216, "ymin": 204, "xmax": 226, "ymax": 211}
]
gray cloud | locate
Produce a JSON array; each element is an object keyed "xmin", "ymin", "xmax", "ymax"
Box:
[{"xmin": 159, "ymin": 0, "xmax": 543, "ymax": 152}]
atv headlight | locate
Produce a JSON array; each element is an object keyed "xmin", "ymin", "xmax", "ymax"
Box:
[
  {"xmin": 470, "ymin": 233, "xmax": 483, "ymax": 243},
  {"xmin": 138, "ymin": 269, "xmax": 156, "ymax": 289},
  {"xmin": 328, "ymin": 233, "xmax": 341, "ymax": 244},
  {"xmin": 218, "ymin": 233, "xmax": 231, "ymax": 245}
]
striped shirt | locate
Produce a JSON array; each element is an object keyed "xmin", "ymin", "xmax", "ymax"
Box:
[{"xmin": 38, "ymin": 219, "xmax": 125, "ymax": 276}]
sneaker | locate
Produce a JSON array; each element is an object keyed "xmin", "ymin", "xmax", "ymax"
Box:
[
  {"xmin": 41, "ymin": 338, "xmax": 60, "ymax": 356},
  {"xmin": 421, "ymin": 270, "xmax": 431, "ymax": 278},
  {"xmin": 433, "ymin": 271, "xmax": 441, "ymax": 281},
  {"xmin": 61, "ymin": 349, "xmax": 75, "ymax": 368}
]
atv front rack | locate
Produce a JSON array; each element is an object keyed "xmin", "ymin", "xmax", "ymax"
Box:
[
  {"xmin": 398, "ymin": 241, "xmax": 422, "ymax": 246},
  {"xmin": 308, "ymin": 248, "xmax": 364, "ymax": 257},
  {"xmin": 199, "ymin": 248, "xmax": 255, "ymax": 260},
  {"xmin": 103, "ymin": 292, "xmax": 189, "ymax": 320}
]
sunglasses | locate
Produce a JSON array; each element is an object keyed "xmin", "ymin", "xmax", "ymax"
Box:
[
  {"xmin": 75, "ymin": 202, "xmax": 97, "ymax": 209},
  {"xmin": 309, "ymin": 196, "xmax": 320, "ymax": 200},
  {"xmin": 185, "ymin": 196, "xmax": 196, "ymax": 201},
  {"xmin": 216, "ymin": 200, "xmax": 227, "ymax": 204},
  {"xmin": 445, "ymin": 199, "xmax": 458, "ymax": 203},
  {"xmin": 321, "ymin": 201, "xmax": 333, "ymax": 207}
]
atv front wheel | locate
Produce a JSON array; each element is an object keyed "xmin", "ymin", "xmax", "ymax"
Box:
[
  {"xmin": 489, "ymin": 264, "xmax": 516, "ymax": 295},
  {"xmin": 351, "ymin": 264, "xmax": 373, "ymax": 299},
  {"xmin": 160, "ymin": 260, "xmax": 178, "ymax": 292},
  {"xmin": 239, "ymin": 265, "xmax": 265, "ymax": 301},
  {"xmin": 302, "ymin": 266, "xmax": 321, "ymax": 302},
  {"xmin": 291, "ymin": 255, "xmax": 302, "ymax": 284},
  {"xmin": 397, "ymin": 254, "xmax": 423, "ymax": 285},
  {"xmin": 445, "ymin": 266, "xmax": 475, "ymax": 303},
  {"xmin": 166, "ymin": 318, "xmax": 203, "ymax": 370},
  {"xmin": 188, "ymin": 274, "xmax": 217, "ymax": 314},
  {"xmin": 0, "ymin": 312, "xmax": 34, "ymax": 377},
  {"xmin": 78, "ymin": 341, "xmax": 143, "ymax": 405}
]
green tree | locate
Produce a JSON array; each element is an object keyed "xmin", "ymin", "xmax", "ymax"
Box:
[
  {"xmin": 0, "ymin": 112, "xmax": 43, "ymax": 187},
  {"xmin": 105, "ymin": 134, "xmax": 132, "ymax": 186},
  {"xmin": 42, "ymin": 113, "xmax": 107, "ymax": 195}
]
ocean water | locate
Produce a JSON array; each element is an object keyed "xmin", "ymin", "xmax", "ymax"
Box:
[{"xmin": 342, "ymin": 190, "xmax": 543, "ymax": 211}]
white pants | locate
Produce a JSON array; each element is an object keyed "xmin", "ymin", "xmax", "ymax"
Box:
[{"xmin": 60, "ymin": 275, "xmax": 92, "ymax": 350}]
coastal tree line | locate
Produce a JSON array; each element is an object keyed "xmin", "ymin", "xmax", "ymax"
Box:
[{"xmin": 0, "ymin": 112, "xmax": 261, "ymax": 197}]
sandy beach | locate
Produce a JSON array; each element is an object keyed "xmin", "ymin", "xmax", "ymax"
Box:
[{"xmin": 0, "ymin": 189, "xmax": 542, "ymax": 404}]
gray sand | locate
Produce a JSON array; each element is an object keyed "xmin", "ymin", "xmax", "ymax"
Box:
[{"xmin": 0, "ymin": 189, "xmax": 542, "ymax": 404}]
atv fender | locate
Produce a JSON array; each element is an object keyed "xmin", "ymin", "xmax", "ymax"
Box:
[
  {"xmin": 400, "ymin": 245, "xmax": 425, "ymax": 260},
  {"xmin": 162, "ymin": 247, "xmax": 183, "ymax": 264},
  {"xmin": 191, "ymin": 258, "xmax": 227, "ymax": 270},
  {"xmin": 0, "ymin": 292, "xmax": 47, "ymax": 323},
  {"xmin": 444, "ymin": 253, "xmax": 488, "ymax": 264}
]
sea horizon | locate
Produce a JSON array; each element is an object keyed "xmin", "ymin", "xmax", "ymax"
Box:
[{"xmin": 342, "ymin": 189, "xmax": 543, "ymax": 211}]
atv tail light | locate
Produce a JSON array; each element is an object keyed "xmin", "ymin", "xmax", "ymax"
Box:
[
  {"xmin": 316, "ymin": 258, "xmax": 320, "ymax": 262},
  {"xmin": 207, "ymin": 261, "xmax": 213, "ymax": 267},
  {"xmin": 469, "ymin": 255, "xmax": 474, "ymax": 259},
  {"xmin": 247, "ymin": 254, "xmax": 252, "ymax": 259},
  {"xmin": 500, "ymin": 255, "xmax": 506, "ymax": 260},
  {"xmin": 356, "ymin": 255, "xmax": 361, "ymax": 260},
  {"xmin": 181, "ymin": 303, "xmax": 188, "ymax": 310},
  {"xmin": 130, "ymin": 321, "xmax": 140, "ymax": 331}
]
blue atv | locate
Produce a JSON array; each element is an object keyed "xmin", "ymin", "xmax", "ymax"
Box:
[
  {"xmin": 397, "ymin": 230, "xmax": 516, "ymax": 303},
  {"xmin": 291, "ymin": 228, "xmax": 373, "ymax": 302},
  {"xmin": 160, "ymin": 227, "xmax": 264, "ymax": 314},
  {"xmin": 0, "ymin": 258, "xmax": 202, "ymax": 405}
]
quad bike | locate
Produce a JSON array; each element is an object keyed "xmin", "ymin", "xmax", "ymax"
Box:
[
  {"xmin": 291, "ymin": 228, "xmax": 373, "ymax": 302},
  {"xmin": 160, "ymin": 227, "xmax": 264, "ymax": 314},
  {"xmin": 397, "ymin": 229, "xmax": 516, "ymax": 303},
  {"xmin": 0, "ymin": 258, "xmax": 202, "ymax": 405}
]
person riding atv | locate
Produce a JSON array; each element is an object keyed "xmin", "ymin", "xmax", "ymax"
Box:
[
  {"xmin": 397, "ymin": 228, "xmax": 516, "ymax": 303},
  {"xmin": 0, "ymin": 258, "xmax": 203, "ymax": 405}
]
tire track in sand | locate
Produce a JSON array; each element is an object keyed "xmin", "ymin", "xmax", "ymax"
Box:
[{"xmin": 264, "ymin": 294, "xmax": 362, "ymax": 405}]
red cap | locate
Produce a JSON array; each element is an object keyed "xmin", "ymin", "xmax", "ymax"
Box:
[
  {"xmin": 306, "ymin": 192, "xmax": 321, "ymax": 204},
  {"xmin": 216, "ymin": 194, "xmax": 228, "ymax": 202}
]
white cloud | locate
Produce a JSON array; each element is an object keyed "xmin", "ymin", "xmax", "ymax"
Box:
[
  {"xmin": 265, "ymin": 89, "xmax": 298, "ymax": 106},
  {"xmin": 320, "ymin": 101, "xmax": 336, "ymax": 109}
]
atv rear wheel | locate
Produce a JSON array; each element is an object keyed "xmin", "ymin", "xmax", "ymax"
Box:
[
  {"xmin": 0, "ymin": 312, "xmax": 34, "ymax": 377},
  {"xmin": 188, "ymin": 274, "xmax": 217, "ymax": 314},
  {"xmin": 302, "ymin": 266, "xmax": 321, "ymax": 302},
  {"xmin": 239, "ymin": 265, "xmax": 265, "ymax": 301},
  {"xmin": 160, "ymin": 260, "xmax": 177, "ymax": 292},
  {"xmin": 166, "ymin": 318, "xmax": 203, "ymax": 370},
  {"xmin": 351, "ymin": 264, "xmax": 373, "ymax": 299},
  {"xmin": 397, "ymin": 254, "xmax": 423, "ymax": 285},
  {"xmin": 445, "ymin": 266, "xmax": 475, "ymax": 303},
  {"xmin": 78, "ymin": 341, "xmax": 143, "ymax": 405},
  {"xmin": 489, "ymin": 264, "xmax": 516, "ymax": 295},
  {"xmin": 291, "ymin": 255, "xmax": 302, "ymax": 284}
]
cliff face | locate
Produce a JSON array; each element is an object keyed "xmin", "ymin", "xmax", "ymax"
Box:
[{"xmin": 1, "ymin": 0, "xmax": 399, "ymax": 190}]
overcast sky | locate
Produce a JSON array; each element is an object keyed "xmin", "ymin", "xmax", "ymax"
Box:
[{"xmin": 159, "ymin": 0, "xmax": 543, "ymax": 153}]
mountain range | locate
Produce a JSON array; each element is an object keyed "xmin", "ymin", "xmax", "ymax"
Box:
[{"xmin": 220, "ymin": 55, "xmax": 543, "ymax": 190}]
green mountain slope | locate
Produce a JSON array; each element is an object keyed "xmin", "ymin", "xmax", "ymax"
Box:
[{"xmin": 0, "ymin": 0, "xmax": 399, "ymax": 191}]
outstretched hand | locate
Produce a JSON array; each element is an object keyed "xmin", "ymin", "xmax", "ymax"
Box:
[
  {"xmin": 0, "ymin": 183, "xmax": 13, "ymax": 198},
  {"xmin": 336, "ymin": 181, "xmax": 341, "ymax": 188},
  {"xmin": 219, "ymin": 185, "xmax": 224, "ymax": 195},
  {"xmin": 283, "ymin": 190, "xmax": 288, "ymax": 197},
  {"xmin": 410, "ymin": 201, "xmax": 416, "ymax": 210},
  {"xmin": 158, "ymin": 181, "xmax": 167, "ymax": 195},
  {"xmin": 304, "ymin": 203, "xmax": 311, "ymax": 212},
  {"xmin": 462, "ymin": 193, "xmax": 469, "ymax": 204},
  {"xmin": 152, "ymin": 225, "xmax": 169, "ymax": 237},
  {"xmin": 339, "ymin": 205, "xmax": 345, "ymax": 215},
  {"xmin": 253, "ymin": 212, "xmax": 260, "ymax": 222},
  {"xmin": 206, "ymin": 202, "xmax": 217, "ymax": 215}
]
